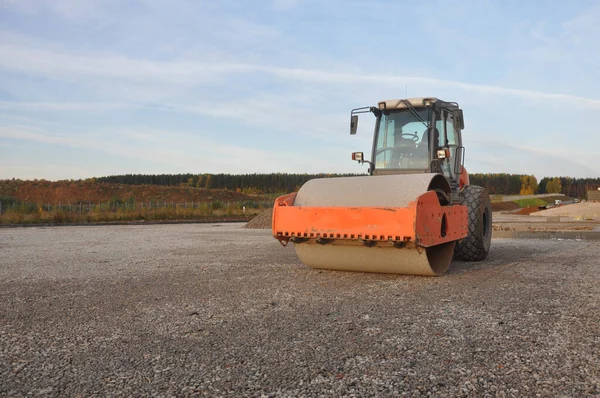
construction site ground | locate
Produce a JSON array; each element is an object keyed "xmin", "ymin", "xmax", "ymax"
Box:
[
  {"xmin": 1, "ymin": 222, "xmax": 599, "ymax": 396},
  {"xmin": 492, "ymin": 202, "xmax": 600, "ymax": 240}
]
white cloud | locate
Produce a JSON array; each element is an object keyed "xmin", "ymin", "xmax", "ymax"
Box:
[
  {"xmin": 2, "ymin": 2, "xmax": 599, "ymax": 181},
  {"xmin": 2, "ymin": 40, "xmax": 600, "ymax": 110},
  {"xmin": 0, "ymin": 101, "xmax": 137, "ymax": 111},
  {"xmin": 180, "ymin": 96, "xmax": 349, "ymax": 142},
  {"xmin": 0, "ymin": 124, "xmax": 350, "ymax": 178},
  {"xmin": 467, "ymin": 137, "xmax": 600, "ymax": 180},
  {"xmin": 0, "ymin": 44, "xmax": 259, "ymax": 85}
]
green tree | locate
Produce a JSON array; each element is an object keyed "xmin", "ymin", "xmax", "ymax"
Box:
[
  {"xmin": 546, "ymin": 177, "xmax": 562, "ymax": 194},
  {"xmin": 538, "ymin": 177, "xmax": 549, "ymax": 194}
]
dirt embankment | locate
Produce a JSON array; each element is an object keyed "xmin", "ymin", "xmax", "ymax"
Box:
[
  {"xmin": 515, "ymin": 206, "xmax": 541, "ymax": 215},
  {"xmin": 533, "ymin": 202, "xmax": 600, "ymax": 219},
  {"xmin": 0, "ymin": 180, "xmax": 268, "ymax": 204},
  {"xmin": 491, "ymin": 201, "xmax": 520, "ymax": 212},
  {"xmin": 491, "ymin": 196, "xmax": 572, "ymax": 214}
]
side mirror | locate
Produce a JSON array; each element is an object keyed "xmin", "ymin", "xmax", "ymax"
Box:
[
  {"xmin": 350, "ymin": 115, "xmax": 358, "ymax": 135},
  {"xmin": 452, "ymin": 109, "xmax": 464, "ymax": 130},
  {"xmin": 454, "ymin": 146, "xmax": 465, "ymax": 175}
]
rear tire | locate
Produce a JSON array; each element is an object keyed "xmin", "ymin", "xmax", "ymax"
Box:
[{"xmin": 454, "ymin": 185, "xmax": 492, "ymax": 261}]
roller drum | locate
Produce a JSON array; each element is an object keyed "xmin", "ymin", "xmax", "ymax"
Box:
[{"xmin": 292, "ymin": 173, "xmax": 455, "ymax": 276}]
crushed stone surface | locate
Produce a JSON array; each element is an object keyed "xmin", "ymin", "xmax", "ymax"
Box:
[
  {"xmin": 1, "ymin": 224, "xmax": 599, "ymax": 397},
  {"xmin": 492, "ymin": 222, "xmax": 596, "ymax": 232}
]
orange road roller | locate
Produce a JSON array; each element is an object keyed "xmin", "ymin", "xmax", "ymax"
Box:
[{"xmin": 272, "ymin": 98, "xmax": 492, "ymax": 276}]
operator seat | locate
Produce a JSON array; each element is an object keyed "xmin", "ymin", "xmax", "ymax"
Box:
[
  {"xmin": 415, "ymin": 130, "xmax": 429, "ymax": 153},
  {"xmin": 411, "ymin": 130, "xmax": 430, "ymax": 169},
  {"xmin": 390, "ymin": 130, "xmax": 417, "ymax": 167}
]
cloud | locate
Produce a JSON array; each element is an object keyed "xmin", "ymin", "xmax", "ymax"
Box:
[
  {"xmin": 0, "ymin": 44, "xmax": 259, "ymax": 85},
  {"xmin": 0, "ymin": 124, "xmax": 346, "ymax": 177},
  {"xmin": 1, "ymin": 2, "xmax": 599, "ymax": 181},
  {"xmin": 0, "ymin": 101, "xmax": 137, "ymax": 111},
  {"xmin": 267, "ymin": 67, "xmax": 600, "ymax": 109},
  {"xmin": 2, "ymin": 40, "xmax": 600, "ymax": 110},
  {"xmin": 467, "ymin": 137, "xmax": 600, "ymax": 180},
  {"xmin": 180, "ymin": 96, "xmax": 349, "ymax": 143}
]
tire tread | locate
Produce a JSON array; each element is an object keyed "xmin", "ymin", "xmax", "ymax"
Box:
[{"xmin": 454, "ymin": 185, "xmax": 491, "ymax": 261}]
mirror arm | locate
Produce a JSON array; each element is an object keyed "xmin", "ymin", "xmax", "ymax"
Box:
[
  {"xmin": 350, "ymin": 105, "xmax": 376, "ymax": 135},
  {"xmin": 358, "ymin": 159, "xmax": 375, "ymax": 171}
]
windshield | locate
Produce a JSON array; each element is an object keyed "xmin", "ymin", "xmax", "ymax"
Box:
[{"xmin": 374, "ymin": 108, "xmax": 430, "ymax": 170}]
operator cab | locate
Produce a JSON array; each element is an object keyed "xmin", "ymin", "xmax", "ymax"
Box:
[{"xmin": 350, "ymin": 97, "xmax": 465, "ymax": 190}]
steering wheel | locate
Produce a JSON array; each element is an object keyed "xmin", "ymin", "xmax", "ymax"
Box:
[
  {"xmin": 400, "ymin": 132, "xmax": 419, "ymax": 142},
  {"xmin": 376, "ymin": 147, "xmax": 394, "ymax": 155},
  {"xmin": 375, "ymin": 147, "xmax": 402, "ymax": 156}
]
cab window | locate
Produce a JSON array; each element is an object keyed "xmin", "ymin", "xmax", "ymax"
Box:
[
  {"xmin": 435, "ymin": 113, "xmax": 456, "ymax": 147},
  {"xmin": 374, "ymin": 108, "xmax": 430, "ymax": 170}
]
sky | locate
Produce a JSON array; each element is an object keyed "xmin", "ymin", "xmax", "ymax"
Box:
[{"xmin": 1, "ymin": 0, "xmax": 599, "ymax": 181}]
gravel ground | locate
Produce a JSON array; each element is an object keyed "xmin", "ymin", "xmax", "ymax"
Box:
[{"xmin": 1, "ymin": 224, "xmax": 599, "ymax": 397}]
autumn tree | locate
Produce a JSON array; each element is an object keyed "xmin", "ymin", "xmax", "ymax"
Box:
[
  {"xmin": 519, "ymin": 175, "xmax": 538, "ymax": 195},
  {"xmin": 545, "ymin": 177, "xmax": 563, "ymax": 194}
]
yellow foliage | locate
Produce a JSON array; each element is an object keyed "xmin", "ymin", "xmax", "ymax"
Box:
[
  {"xmin": 519, "ymin": 175, "xmax": 538, "ymax": 195},
  {"xmin": 520, "ymin": 186, "xmax": 534, "ymax": 195}
]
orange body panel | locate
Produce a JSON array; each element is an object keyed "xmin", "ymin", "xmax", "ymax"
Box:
[{"xmin": 272, "ymin": 190, "xmax": 467, "ymax": 248}]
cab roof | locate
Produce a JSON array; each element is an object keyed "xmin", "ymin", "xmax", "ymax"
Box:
[{"xmin": 377, "ymin": 97, "xmax": 439, "ymax": 110}]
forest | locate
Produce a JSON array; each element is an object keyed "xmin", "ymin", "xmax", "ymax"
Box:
[
  {"xmin": 96, "ymin": 173, "xmax": 364, "ymax": 194},
  {"xmin": 97, "ymin": 173, "xmax": 600, "ymax": 197},
  {"xmin": 2, "ymin": 173, "xmax": 598, "ymax": 224}
]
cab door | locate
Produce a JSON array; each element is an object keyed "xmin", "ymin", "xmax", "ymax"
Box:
[{"xmin": 435, "ymin": 110, "xmax": 461, "ymax": 181}]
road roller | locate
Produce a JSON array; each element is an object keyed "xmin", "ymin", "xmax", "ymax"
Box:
[{"xmin": 272, "ymin": 98, "xmax": 492, "ymax": 276}]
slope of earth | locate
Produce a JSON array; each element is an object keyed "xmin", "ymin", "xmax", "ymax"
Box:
[
  {"xmin": 0, "ymin": 180, "xmax": 268, "ymax": 204},
  {"xmin": 490, "ymin": 201, "xmax": 520, "ymax": 212},
  {"xmin": 532, "ymin": 202, "xmax": 600, "ymax": 219},
  {"xmin": 515, "ymin": 206, "xmax": 542, "ymax": 215},
  {"xmin": 492, "ymin": 196, "xmax": 574, "ymax": 214}
]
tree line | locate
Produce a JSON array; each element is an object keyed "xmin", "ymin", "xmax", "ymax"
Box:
[
  {"xmin": 96, "ymin": 173, "xmax": 365, "ymax": 194},
  {"xmin": 96, "ymin": 173, "xmax": 600, "ymax": 197},
  {"xmin": 469, "ymin": 174, "xmax": 599, "ymax": 196},
  {"xmin": 538, "ymin": 176, "xmax": 600, "ymax": 197}
]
